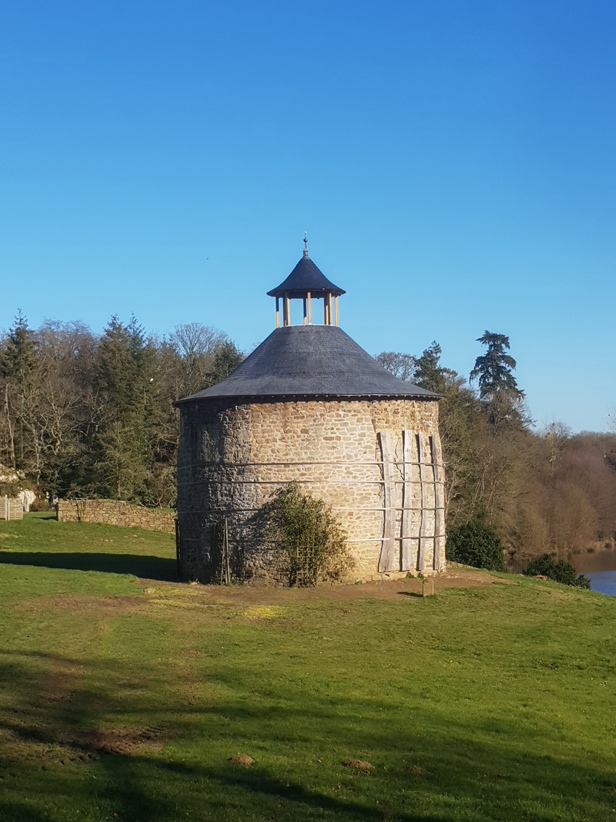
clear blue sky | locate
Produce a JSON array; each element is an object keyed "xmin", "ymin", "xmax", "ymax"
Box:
[{"xmin": 1, "ymin": 0, "xmax": 614, "ymax": 432}]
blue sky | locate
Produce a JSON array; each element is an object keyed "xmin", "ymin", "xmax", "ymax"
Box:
[{"xmin": 1, "ymin": 0, "xmax": 614, "ymax": 432}]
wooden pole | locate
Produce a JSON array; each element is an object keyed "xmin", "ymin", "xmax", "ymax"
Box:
[
  {"xmin": 219, "ymin": 520, "xmax": 224, "ymax": 585},
  {"xmin": 303, "ymin": 297, "xmax": 307, "ymax": 324},
  {"xmin": 417, "ymin": 433, "xmax": 428, "ymax": 572},
  {"xmin": 323, "ymin": 296, "xmax": 328, "ymax": 324},
  {"xmin": 334, "ymin": 295, "xmax": 339, "ymax": 326},
  {"xmin": 377, "ymin": 431, "xmax": 397, "ymax": 572},
  {"xmin": 284, "ymin": 294, "xmax": 290, "ymax": 326},
  {"xmin": 224, "ymin": 517, "xmax": 231, "ymax": 585},
  {"xmin": 276, "ymin": 297, "xmax": 280, "ymax": 328},
  {"xmin": 422, "ymin": 578, "xmax": 435, "ymax": 597},
  {"xmin": 328, "ymin": 293, "xmax": 333, "ymax": 325},
  {"xmin": 307, "ymin": 292, "xmax": 312, "ymax": 324},
  {"xmin": 401, "ymin": 429, "xmax": 413, "ymax": 571},
  {"xmin": 431, "ymin": 436, "xmax": 446, "ymax": 571}
]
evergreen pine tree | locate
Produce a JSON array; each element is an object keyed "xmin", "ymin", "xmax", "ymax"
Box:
[
  {"xmin": 470, "ymin": 331, "xmax": 526, "ymax": 428},
  {"xmin": 0, "ymin": 311, "xmax": 39, "ymax": 470},
  {"xmin": 93, "ymin": 316, "xmax": 163, "ymax": 501},
  {"xmin": 414, "ymin": 342, "xmax": 458, "ymax": 394}
]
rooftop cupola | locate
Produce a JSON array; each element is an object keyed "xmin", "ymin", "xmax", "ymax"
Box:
[{"xmin": 267, "ymin": 235, "xmax": 346, "ymax": 328}]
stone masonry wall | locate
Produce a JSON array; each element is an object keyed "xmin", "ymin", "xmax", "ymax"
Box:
[
  {"xmin": 57, "ymin": 499, "xmax": 175, "ymax": 534},
  {"xmin": 177, "ymin": 397, "xmax": 445, "ymax": 584}
]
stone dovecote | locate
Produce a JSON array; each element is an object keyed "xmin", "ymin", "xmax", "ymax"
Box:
[{"xmin": 176, "ymin": 241, "xmax": 446, "ymax": 584}]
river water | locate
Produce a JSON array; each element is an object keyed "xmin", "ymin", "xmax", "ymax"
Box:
[
  {"xmin": 585, "ymin": 571, "xmax": 616, "ymax": 596},
  {"xmin": 570, "ymin": 549, "xmax": 616, "ymax": 597}
]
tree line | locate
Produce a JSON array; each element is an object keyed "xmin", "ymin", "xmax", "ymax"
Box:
[
  {"xmin": 1, "ymin": 313, "xmax": 614, "ymax": 567},
  {"xmin": 377, "ymin": 334, "xmax": 616, "ymax": 566},
  {"xmin": 0, "ymin": 313, "xmax": 242, "ymax": 506}
]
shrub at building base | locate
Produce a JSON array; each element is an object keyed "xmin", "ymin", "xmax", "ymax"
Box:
[
  {"xmin": 261, "ymin": 482, "xmax": 353, "ymax": 587},
  {"xmin": 446, "ymin": 520, "xmax": 505, "ymax": 571},
  {"xmin": 524, "ymin": 553, "xmax": 590, "ymax": 589}
]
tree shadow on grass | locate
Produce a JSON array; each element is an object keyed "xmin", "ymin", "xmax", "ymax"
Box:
[
  {"xmin": 160, "ymin": 759, "xmax": 444, "ymax": 822},
  {"xmin": 2, "ymin": 648, "xmax": 616, "ymax": 822},
  {"xmin": 0, "ymin": 802, "xmax": 53, "ymax": 822},
  {"xmin": 0, "ymin": 551, "xmax": 177, "ymax": 581}
]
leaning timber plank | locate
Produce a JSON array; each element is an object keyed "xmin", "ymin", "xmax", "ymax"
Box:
[
  {"xmin": 377, "ymin": 431, "xmax": 397, "ymax": 572},
  {"xmin": 431, "ymin": 436, "xmax": 446, "ymax": 571},
  {"xmin": 417, "ymin": 433, "xmax": 429, "ymax": 572},
  {"xmin": 401, "ymin": 429, "xmax": 415, "ymax": 571}
]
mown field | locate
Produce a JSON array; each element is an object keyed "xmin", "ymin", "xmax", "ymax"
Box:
[{"xmin": 1, "ymin": 514, "xmax": 616, "ymax": 821}]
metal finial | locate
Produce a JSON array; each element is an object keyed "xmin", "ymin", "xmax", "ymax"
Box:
[{"xmin": 303, "ymin": 231, "xmax": 308, "ymax": 258}]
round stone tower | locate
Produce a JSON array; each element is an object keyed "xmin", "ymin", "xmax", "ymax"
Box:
[{"xmin": 176, "ymin": 240, "xmax": 446, "ymax": 584}]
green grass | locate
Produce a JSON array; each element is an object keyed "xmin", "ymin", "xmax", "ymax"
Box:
[
  {"xmin": 1, "ymin": 515, "xmax": 616, "ymax": 821},
  {"xmin": 0, "ymin": 512, "xmax": 177, "ymax": 582}
]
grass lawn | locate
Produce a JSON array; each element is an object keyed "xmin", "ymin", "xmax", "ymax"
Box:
[{"xmin": 1, "ymin": 514, "xmax": 616, "ymax": 821}]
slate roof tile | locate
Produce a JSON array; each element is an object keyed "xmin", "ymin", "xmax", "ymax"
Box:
[{"xmin": 178, "ymin": 325, "xmax": 438, "ymax": 402}]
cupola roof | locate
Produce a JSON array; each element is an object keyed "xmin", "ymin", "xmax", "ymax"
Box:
[{"xmin": 267, "ymin": 239, "xmax": 345, "ymax": 298}]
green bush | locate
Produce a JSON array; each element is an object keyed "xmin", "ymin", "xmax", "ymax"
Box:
[
  {"xmin": 262, "ymin": 482, "xmax": 352, "ymax": 587},
  {"xmin": 523, "ymin": 553, "xmax": 553, "ymax": 577},
  {"xmin": 446, "ymin": 520, "xmax": 505, "ymax": 571},
  {"xmin": 524, "ymin": 553, "xmax": 590, "ymax": 589}
]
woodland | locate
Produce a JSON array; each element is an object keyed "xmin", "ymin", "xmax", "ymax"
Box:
[
  {"xmin": 377, "ymin": 337, "xmax": 616, "ymax": 566},
  {"xmin": 0, "ymin": 313, "xmax": 614, "ymax": 567}
]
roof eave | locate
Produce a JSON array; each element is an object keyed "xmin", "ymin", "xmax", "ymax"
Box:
[
  {"xmin": 175, "ymin": 391, "xmax": 440, "ymax": 406},
  {"xmin": 266, "ymin": 286, "xmax": 346, "ymax": 298}
]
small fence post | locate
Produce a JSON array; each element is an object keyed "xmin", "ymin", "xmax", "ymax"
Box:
[{"xmin": 422, "ymin": 577, "xmax": 435, "ymax": 598}]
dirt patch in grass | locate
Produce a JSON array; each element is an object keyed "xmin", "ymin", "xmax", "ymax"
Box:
[
  {"xmin": 14, "ymin": 594, "xmax": 145, "ymax": 614},
  {"xmin": 9, "ymin": 570, "xmax": 515, "ymax": 622},
  {"xmin": 228, "ymin": 754, "xmax": 254, "ymax": 766},
  {"xmin": 343, "ymin": 759, "xmax": 374, "ymax": 770},
  {"xmin": 1, "ymin": 721, "xmax": 164, "ymax": 765},
  {"xmin": 48, "ymin": 732, "xmax": 157, "ymax": 766},
  {"xmin": 61, "ymin": 724, "xmax": 163, "ymax": 756},
  {"xmin": 138, "ymin": 568, "xmax": 514, "ymax": 605}
]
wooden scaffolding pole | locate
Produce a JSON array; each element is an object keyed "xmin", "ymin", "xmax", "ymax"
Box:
[
  {"xmin": 431, "ymin": 436, "xmax": 446, "ymax": 571},
  {"xmin": 401, "ymin": 430, "xmax": 416, "ymax": 571},
  {"xmin": 417, "ymin": 432, "xmax": 428, "ymax": 572},
  {"xmin": 377, "ymin": 431, "xmax": 397, "ymax": 572}
]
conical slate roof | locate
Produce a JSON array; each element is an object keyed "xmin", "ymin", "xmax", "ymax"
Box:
[
  {"xmin": 267, "ymin": 253, "xmax": 345, "ymax": 298},
  {"xmin": 178, "ymin": 325, "xmax": 438, "ymax": 402}
]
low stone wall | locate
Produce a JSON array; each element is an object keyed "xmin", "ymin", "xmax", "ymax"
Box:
[{"xmin": 56, "ymin": 499, "xmax": 176, "ymax": 534}]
